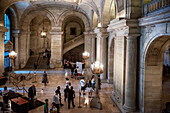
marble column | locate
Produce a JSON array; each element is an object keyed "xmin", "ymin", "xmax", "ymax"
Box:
[
  {"xmin": 123, "ymin": 36, "xmax": 137, "ymax": 111},
  {"xmin": 50, "ymin": 29, "xmax": 63, "ymax": 68},
  {"xmin": 0, "ymin": 26, "xmax": 8, "ymax": 75},
  {"xmin": 94, "ymin": 28, "xmax": 108, "ymax": 80},
  {"xmin": 90, "ymin": 32, "xmax": 96, "ymax": 63},
  {"xmin": 19, "ymin": 31, "xmax": 30, "ymax": 68},
  {"xmin": 84, "ymin": 32, "xmax": 92, "ymax": 68},
  {"xmin": 12, "ymin": 30, "xmax": 20, "ymax": 69},
  {"xmin": 107, "ymin": 37, "xmax": 114, "ymax": 84}
]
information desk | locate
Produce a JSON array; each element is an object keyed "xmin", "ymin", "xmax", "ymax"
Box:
[{"xmin": 11, "ymin": 97, "xmax": 29, "ymax": 112}]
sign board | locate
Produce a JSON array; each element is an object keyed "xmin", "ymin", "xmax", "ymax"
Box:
[{"xmin": 76, "ymin": 62, "xmax": 82, "ymax": 74}]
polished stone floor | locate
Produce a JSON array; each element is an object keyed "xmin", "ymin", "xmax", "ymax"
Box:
[{"xmin": 0, "ymin": 69, "xmax": 120, "ymax": 113}]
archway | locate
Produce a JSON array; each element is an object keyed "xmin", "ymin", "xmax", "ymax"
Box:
[{"xmin": 144, "ymin": 35, "xmax": 170, "ymax": 112}]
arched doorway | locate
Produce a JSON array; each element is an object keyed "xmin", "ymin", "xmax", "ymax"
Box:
[
  {"xmin": 144, "ymin": 35, "xmax": 170, "ymax": 112},
  {"xmin": 30, "ymin": 16, "xmax": 51, "ymax": 55}
]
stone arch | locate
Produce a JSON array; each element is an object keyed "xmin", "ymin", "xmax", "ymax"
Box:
[
  {"xmin": 108, "ymin": 35, "xmax": 115, "ymax": 84},
  {"xmin": 21, "ymin": 11, "xmax": 55, "ymax": 32},
  {"xmin": 102, "ymin": 0, "xmax": 116, "ymax": 27},
  {"xmin": 57, "ymin": 10, "xmax": 91, "ymax": 32},
  {"xmin": 142, "ymin": 34, "xmax": 170, "ymax": 112},
  {"xmin": 8, "ymin": 7, "xmax": 18, "ymax": 30},
  {"xmin": 92, "ymin": 11, "xmax": 98, "ymax": 29}
]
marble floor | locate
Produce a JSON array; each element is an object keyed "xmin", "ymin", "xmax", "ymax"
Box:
[{"xmin": 0, "ymin": 69, "xmax": 120, "ymax": 113}]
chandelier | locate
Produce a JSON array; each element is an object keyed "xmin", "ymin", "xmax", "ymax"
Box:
[{"xmin": 41, "ymin": 17, "xmax": 46, "ymax": 38}]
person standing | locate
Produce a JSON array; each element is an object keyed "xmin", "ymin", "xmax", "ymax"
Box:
[
  {"xmin": 50, "ymin": 102, "xmax": 57, "ymax": 113},
  {"xmin": 28, "ymin": 85, "xmax": 36, "ymax": 107},
  {"xmin": 80, "ymin": 77, "xmax": 86, "ymax": 95},
  {"xmin": 56, "ymin": 86, "xmax": 63, "ymax": 107},
  {"xmin": 67, "ymin": 86, "xmax": 75, "ymax": 109},
  {"xmin": 64, "ymin": 86, "xmax": 69, "ymax": 102},
  {"xmin": 52, "ymin": 91, "xmax": 60, "ymax": 113},
  {"xmin": 42, "ymin": 71, "xmax": 48, "ymax": 86},
  {"xmin": 34, "ymin": 62, "xmax": 38, "ymax": 70},
  {"xmin": 91, "ymin": 75, "xmax": 96, "ymax": 89},
  {"xmin": 66, "ymin": 78, "xmax": 70, "ymax": 86},
  {"xmin": 71, "ymin": 64, "xmax": 74, "ymax": 78},
  {"xmin": 44, "ymin": 99, "xmax": 48, "ymax": 113},
  {"xmin": 2, "ymin": 86, "xmax": 9, "ymax": 107}
]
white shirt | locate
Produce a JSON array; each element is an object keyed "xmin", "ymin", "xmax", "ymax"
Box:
[
  {"xmin": 2, "ymin": 90, "xmax": 9, "ymax": 96},
  {"xmin": 80, "ymin": 79, "xmax": 85, "ymax": 87},
  {"xmin": 52, "ymin": 94, "xmax": 60, "ymax": 104},
  {"xmin": 66, "ymin": 80, "xmax": 69, "ymax": 86},
  {"xmin": 91, "ymin": 78, "xmax": 95, "ymax": 84}
]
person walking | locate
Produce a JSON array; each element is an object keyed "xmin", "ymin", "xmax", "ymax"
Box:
[
  {"xmin": 56, "ymin": 86, "xmax": 63, "ymax": 107},
  {"xmin": 52, "ymin": 91, "xmax": 60, "ymax": 113},
  {"xmin": 67, "ymin": 86, "xmax": 75, "ymax": 109},
  {"xmin": 42, "ymin": 71, "xmax": 48, "ymax": 86},
  {"xmin": 34, "ymin": 62, "xmax": 38, "ymax": 70},
  {"xmin": 44, "ymin": 99, "xmax": 48, "ymax": 113}
]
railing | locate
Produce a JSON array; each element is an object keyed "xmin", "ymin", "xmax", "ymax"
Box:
[
  {"xmin": 144, "ymin": 0, "xmax": 170, "ymax": 16},
  {"xmin": 64, "ymin": 34, "xmax": 84, "ymax": 46}
]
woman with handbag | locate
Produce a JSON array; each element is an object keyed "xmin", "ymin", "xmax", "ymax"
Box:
[{"xmin": 42, "ymin": 71, "xmax": 48, "ymax": 86}]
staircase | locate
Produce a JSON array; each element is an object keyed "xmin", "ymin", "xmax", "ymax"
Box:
[
  {"xmin": 37, "ymin": 56, "xmax": 50, "ymax": 69},
  {"xmin": 24, "ymin": 55, "xmax": 39, "ymax": 69},
  {"xmin": 63, "ymin": 34, "xmax": 84, "ymax": 54}
]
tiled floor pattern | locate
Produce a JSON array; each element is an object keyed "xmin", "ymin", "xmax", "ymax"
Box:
[{"xmin": 0, "ymin": 70, "xmax": 120, "ymax": 113}]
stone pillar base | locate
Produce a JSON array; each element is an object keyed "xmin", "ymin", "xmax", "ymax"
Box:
[
  {"xmin": 107, "ymin": 79, "xmax": 113, "ymax": 84},
  {"xmin": 90, "ymin": 96, "xmax": 102, "ymax": 110},
  {"xmin": 123, "ymin": 105, "xmax": 136, "ymax": 112}
]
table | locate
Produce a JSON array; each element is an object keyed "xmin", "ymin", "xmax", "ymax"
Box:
[{"xmin": 11, "ymin": 97, "xmax": 29, "ymax": 112}]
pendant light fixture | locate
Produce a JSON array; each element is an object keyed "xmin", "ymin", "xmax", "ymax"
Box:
[{"xmin": 41, "ymin": 17, "xmax": 46, "ymax": 38}]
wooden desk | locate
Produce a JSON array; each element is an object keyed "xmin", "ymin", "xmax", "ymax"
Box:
[{"xmin": 11, "ymin": 97, "xmax": 29, "ymax": 112}]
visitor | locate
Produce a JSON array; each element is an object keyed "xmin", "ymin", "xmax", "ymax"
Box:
[
  {"xmin": 64, "ymin": 86, "xmax": 69, "ymax": 102},
  {"xmin": 2, "ymin": 86, "xmax": 9, "ymax": 107},
  {"xmin": 98, "ymin": 75, "xmax": 101, "ymax": 90},
  {"xmin": 71, "ymin": 64, "xmax": 74, "ymax": 78},
  {"xmin": 52, "ymin": 90, "xmax": 60, "ymax": 113},
  {"xmin": 42, "ymin": 71, "xmax": 48, "ymax": 86},
  {"xmin": 28, "ymin": 85, "xmax": 36, "ymax": 107},
  {"xmin": 34, "ymin": 62, "xmax": 38, "ymax": 70},
  {"xmin": 80, "ymin": 77, "xmax": 86, "ymax": 95},
  {"xmin": 74, "ymin": 66, "xmax": 79, "ymax": 80},
  {"xmin": 43, "ymin": 52, "xmax": 46, "ymax": 59},
  {"xmin": 87, "ymin": 80, "xmax": 93, "ymax": 97},
  {"xmin": 44, "ymin": 99, "xmax": 48, "ymax": 113},
  {"xmin": 56, "ymin": 86, "xmax": 63, "ymax": 107},
  {"xmin": 67, "ymin": 86, "xmax": 75, "ymax": 109},
  {"xmin": 50, "ymin": 102, "xmax": 57, "ymax": 113},
  {"xmin": 91, "ymin": 75, "xmax": 96, "ymax": 89},
  {"xmin": 66, "ymin": 78, "xmax": 70, "ymax": 86}
]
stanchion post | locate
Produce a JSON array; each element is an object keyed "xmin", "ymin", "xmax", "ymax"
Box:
[{"xmin": 78, "ymin": 89, "xmax": 82, "ymax": 108}]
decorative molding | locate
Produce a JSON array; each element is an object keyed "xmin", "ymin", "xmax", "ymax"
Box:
[{"xmin": 139, "ymin": 8, "xmax": 170, "ymax": 26}]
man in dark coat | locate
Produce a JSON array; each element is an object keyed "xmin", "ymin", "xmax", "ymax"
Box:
[
  {"xmin": 28, "ymin": 85, "xmax": 36, "ymax": 106},
  {"xmin": 67, "ymin": 86, "xmax": 75, "ymax": 109}
]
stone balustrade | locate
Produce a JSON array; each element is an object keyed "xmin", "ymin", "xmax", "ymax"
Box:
[{"xmin": 144, "ymin": 0, "xmax": 170, "ymax": 16}]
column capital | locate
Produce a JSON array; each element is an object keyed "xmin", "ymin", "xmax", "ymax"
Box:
[
  {"xmin": 0, "ymin": 26, "xmax": 8, "ymax": 33},
  {"xmin": 94, "ymin": 27, "xmax": 109, "ymax": 38},
  {"xmin": 12, "ymin": 30, "xmax": 20, "ymax": 34},
  {"xmin": 126, "ymin": 34, "xmax": 140, "ymax": 40}
]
